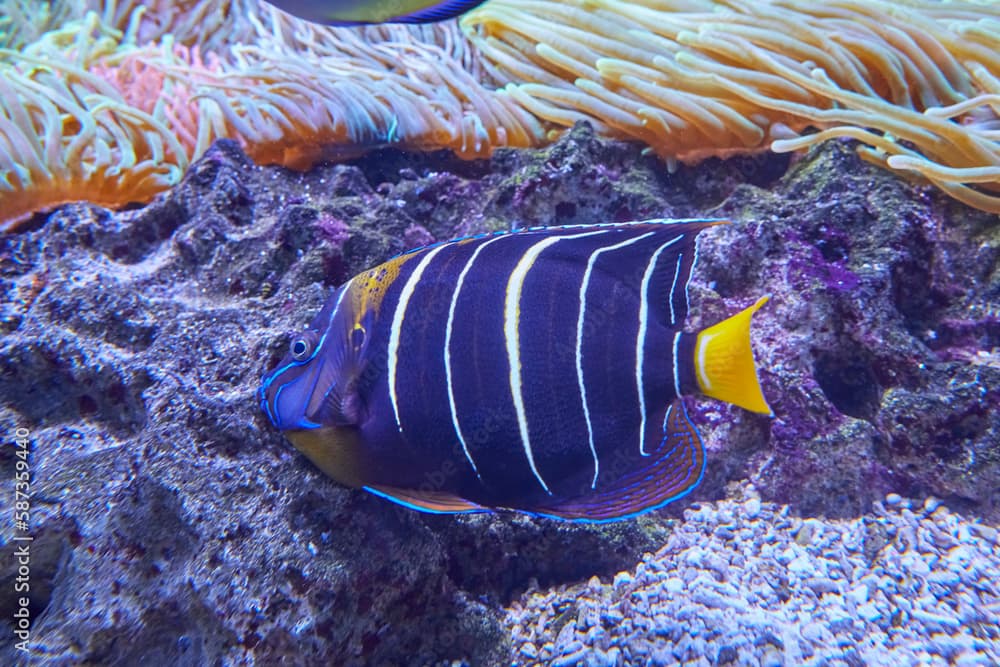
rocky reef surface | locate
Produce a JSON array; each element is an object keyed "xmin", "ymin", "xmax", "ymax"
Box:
[{"xmin": 0, "ymin": 124, "xmax": 997, "ymax": 664}]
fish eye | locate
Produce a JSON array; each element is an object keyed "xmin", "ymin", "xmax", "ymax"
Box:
[{"xmin": 289, "ymin": 333, "xmax": 317, "ymax": 361}]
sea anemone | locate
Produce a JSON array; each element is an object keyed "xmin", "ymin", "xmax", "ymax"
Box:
[
  {"xmin": 0, "ymin": 2, "xmax": 544, "ymax": 229},
  {"xmin": 0, "ymin": 0, "xmax": 997, "ymax": 231},
  {"xmin": 0, "ymin": 13, "xmax": 189, "ymax": 229},
  {"xmin": 463, "ymin": 0, "xmax": 1000, "ymax": 212}
]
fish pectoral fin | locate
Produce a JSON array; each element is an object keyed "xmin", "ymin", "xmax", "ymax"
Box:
[
  {"xmin": 311, "ymin": 375, "xmax": 365, "ymax": 426},
  {"xmin": 364, "ymin": 484, "xmax": 488, "ymax": 514},
  {"xmin": 527, "ymin": 401, "xmax": 706, "ymax": 522},
  {"xmin": 694, "ymin": 295, "xmax": 773, "ymax": 415}
]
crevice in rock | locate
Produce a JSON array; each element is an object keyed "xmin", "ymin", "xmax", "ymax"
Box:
[{"xmin": 813, "ymin": 344, "xmax": 881, "ymax": 421}]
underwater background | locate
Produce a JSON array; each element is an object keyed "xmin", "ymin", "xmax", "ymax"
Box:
[{"xmin": 1, "ymin": 0, "xmax": 999, "ymax": 665}]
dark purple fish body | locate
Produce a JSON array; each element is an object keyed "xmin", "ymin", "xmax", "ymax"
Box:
[{"xmin": 260, "ymin": 220, "xmax": 771, "ymax": 522}]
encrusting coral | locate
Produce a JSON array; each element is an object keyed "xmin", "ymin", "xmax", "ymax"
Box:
[{"xmin": 0, "ymin": 0, "xmax": 998, "ymax": 230}]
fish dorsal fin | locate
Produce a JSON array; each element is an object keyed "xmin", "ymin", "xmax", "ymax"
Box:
[
  {"xmin": 392, "ymin": 219, "xmax": 726, "ymax": 262},
  {"xmin": 634, "ymin": 219, "xmax": 725, "ymax": 328},
  {"xmin": 526, "ymin": 401, "xmax": 705, "ymax": 522},
  {"xmin": 365, "ymin": 484, "xmax": 488, "ymax": 514}
]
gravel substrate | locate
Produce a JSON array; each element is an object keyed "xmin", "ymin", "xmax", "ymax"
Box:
[{"xmin": 506, "ymin": 490, "xmax": 1000, "ymax": 666}]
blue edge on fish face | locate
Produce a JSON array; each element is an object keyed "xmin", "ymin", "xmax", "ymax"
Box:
[
  {"xmin": 260, "ymin": 219, "xmax": 772, "ymax": 523},
  {"xmin": 260, "ymin": 285, "xmax": 351, "ymax": 432}
]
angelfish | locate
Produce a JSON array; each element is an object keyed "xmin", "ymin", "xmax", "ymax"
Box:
[
  {"xmin": 264, "ymin": 0, "xmax": 488, "ymax": 25},
  {"xmin": 260, "ymin": 219, "xmax": 772, "ymax": 522}
]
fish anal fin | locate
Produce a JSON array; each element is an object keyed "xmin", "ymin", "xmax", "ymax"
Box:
[
  {"xmin": 528, "ymin": 402, "xmax": 706, "ymax": 522},
  {"xmin": 365, "ymin": 484, "xmax": 487, "ymax": 515}
]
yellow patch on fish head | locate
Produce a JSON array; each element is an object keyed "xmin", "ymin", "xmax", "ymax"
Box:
[{"xmin": 348, "ymin": 252, "xmax": 414, "ymax": 331}]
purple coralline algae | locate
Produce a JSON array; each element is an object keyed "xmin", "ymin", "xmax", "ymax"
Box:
[{"xmin": 0, "ymin": 123, "xmax": 997, "ymax": 664}]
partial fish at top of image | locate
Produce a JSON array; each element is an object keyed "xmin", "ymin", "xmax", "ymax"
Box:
[{"xmin": 265, "ymin": 0, "xmax": 489, "ymax": 25}]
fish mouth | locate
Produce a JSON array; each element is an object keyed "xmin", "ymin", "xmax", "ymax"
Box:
[
  {"xmin": 259, "ymin": 355, "xmax": 332, "ymax": 431},
  {"xmin": 258, "ymin": 380, "xmax": 279, "ymax": 428}
]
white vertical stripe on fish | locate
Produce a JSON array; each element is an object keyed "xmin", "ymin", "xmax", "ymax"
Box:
[
  {"xmin": 445, "ymin": 236, "xmax": 505, "ymax": 478},
  {"xmin": 637, "ymin": 235, "xmax": 683, "ymax": 456},
  {"xmin": 506, "ymin": 229, "xmax": 608, "ymax": 494},
  {"xmin": 386, "ymin": 244, "xmax": 449, "ymax": 433},
  {"xmin": 576, "ymin": 231, "xmax": 656, "ymax": 488},
  {"xmin": 672, "ymin": 331, "xmax": 683, "ymax": 400},
  {"xmin": 685, "ymin": 235, "xmax": 701, "ymax": 317},
  {"xmin": 669, "ymin": 253, "xmax": 683, "ymax": 326}
]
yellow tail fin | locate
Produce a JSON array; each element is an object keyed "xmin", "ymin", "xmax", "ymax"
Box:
[{"xmin": 694, "ymin": 296, "xmax": 772, "ymax": 415}]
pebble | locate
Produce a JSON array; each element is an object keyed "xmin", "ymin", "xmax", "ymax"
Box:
[
  {"xmin": 857, "ymin": 603, "xmax": 883, "ymax": 622},
  {"xmin": 794, "ymin": 521, "xmax": 816, "ymax": 546},
  {"xmin": 690, "ymin": 589, "xmax": 730, "ymax": 609},
  {"xmin": 955, "ymin": 649, "xmax": 992, "ymax": 667},
  {"xmin": 664, "ymin": 577, "xmax": 685, "ymax": 594},
  {"xmin": 828, "ymin": 616, "xmax": 853, "ymax": 634},
  {"xmin": 684, "ymin": 549, "xmax": 704, "ymax": 567},
  {"xmin": 560, "ymin": 640, "xmax": 584, "ymax": 656},
  {"xmin": 787, "ymin": 555, "xmax": 814, "ymax": 576},
  {"xmin": 505, "ymin": 493, "xmax": 1000, "ymax": 666},
  {"xmin": 800, "ymin": 621, "xmax": 826, "ymax": 643},
  {"xmin": 601, "ymin": 608, "xmax": 624, "ymax": 624},
  {"xmin": 760, "ymin": 647, "xmax": 783, "ymax": 667},
  {"xmin": 927, "ymin": 570, "xmax": 961, "ymax": 587},
  {"xmin": 846, "ymin": 584, "xmax": 869, "ymax": 606},
  {"xmin": 715, "ymin": 526, "xmax": 736, "ymax": 540},
  {"xmin": 805, "ymin": 577, "xmax": 840, "ymax": 595},
  {"xmin": 555, "ymin": 622, "xmax": 577, "ymax": 651},
  {"xmin": 703, "ymin": 553, "xmax": 728, "ymax": 576},
  {"xmin": 552, "ymin": 647, "xmax": 588, "ymax": 667},
  {"xmin": 910, "ymin": 608, "xmax": 961, "ymax": 630},
  {"xmin": 584, "ymin": 648, "xmax": 617, "ymax": 667},
  {"xmin": 971, "ymin": 524, "xmax": 998, "ymax": 544}
]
